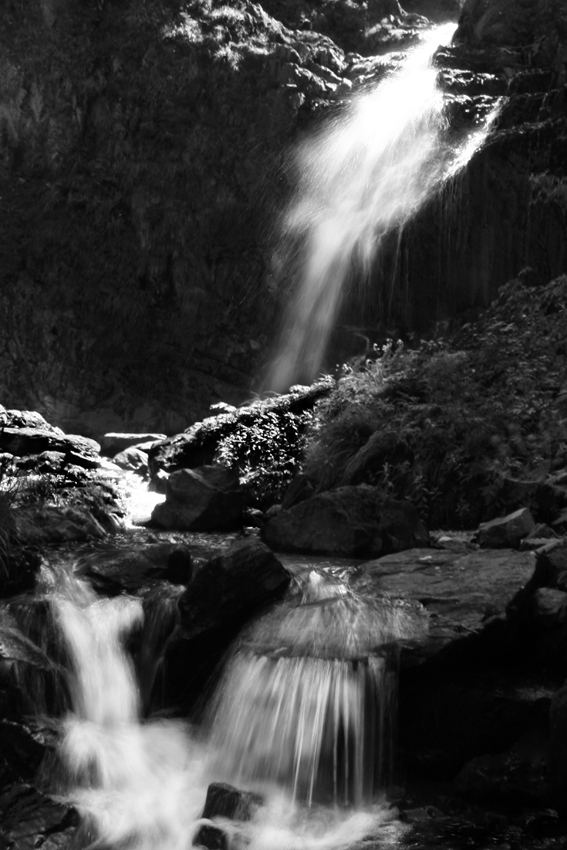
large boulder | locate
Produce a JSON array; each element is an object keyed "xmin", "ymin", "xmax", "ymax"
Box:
[
  {"xmin": 477, "ymin": 507, "xmax": 535, "ymax": 549},
  {"xmin": 151, "ymin": 465, "xmax": 245, "ymax": 531},
  {"xmin": 162, "ymin": 538, "xmax": 290, "ymax": 706},
  {"xmin": 100, "ymin": 432, "xmax": 166, "ymax": 456},
  {"xmin": 178, "ymin": 537, "xmax": 290, "ymax": 635},
  {"xmin": 147, "ymin": 380, "xmax": 334, "ymax": 477},
  {"xmin": 357, "ymin": 546, "xmax": 555, "ymax": 780},
  {"xmin": 262, "ymin": 488, "xmax": 429, "ymax": 557},
  {"xmin": 75, "ymin": 542, "xmax": 193, "ymax": 595},
  {"xmin": 352, "ymin": 547, "xmax": 536, "ymax": 663}
]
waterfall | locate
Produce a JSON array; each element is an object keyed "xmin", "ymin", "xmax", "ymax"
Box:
[
  {"xmin": 50, "ymin": 571, "xmax": 204, "ymax": 850},
  {"xmin": 268, "ymin": 23, "xmax": 498, "ymax": 390},
  {"xmin": 41, "ymin": 564, "xmax": 414, "ymax": 849},
  {"xmin": 208, "ymin": 575, "xmax": 427, "ymax": 807}
]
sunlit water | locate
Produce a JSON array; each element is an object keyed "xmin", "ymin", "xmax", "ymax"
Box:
[
  {"xmin": 268, "ymin": 24, "xmax": 500, "ymax": 390},
  {"xmin": 43, "ymin": 562, "xmax": 415, "ymax": 850}
]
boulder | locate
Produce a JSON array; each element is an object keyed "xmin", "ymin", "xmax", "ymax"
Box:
[
  {"xmin": 113, "ymin": 446, "xmax": 149, "ymax": 474},
  {"xmin": 478, "ymin": 507, "xmax": 536, "ymax": 549},
  {"xmin": 151, "ymin": 466, "xmax": 245, "ymax": 532},
  {"xmin": 0, "ymin": 427, "xmax": 100, "ymax": 461},
  {"xmin": 352, "ymin": 547, "xmax": 536, "ymax": 663},
  {"xmin": 178, "ymin": 538, "xmax": 290, "ymax": 635},
  {"xmin": 75, "ymin": 542, "xmax": 193, "ymax": 594},
  {"xmin": 193, "ymin": 823, "xmax": 228, "ymax": 850},
  {"xmin": 201, "ymin": 782, "xmax": 262, "ymax": 821},
  {"xmin": 147, "ymin": 379, "xmax": 334, "ymax": 477},
  {"xmin": 100, "ymin": 432, "xmax": 166, "ymax": 456},
  {"xmin": 14, "ymin": 506, "xmax": 108, "ymax": 545},
  {"xmin": 262, "ymin": 488, "xmax": 428, "ymax": 557},
  {"xmin": 163, "ymin": 539, "xmax": 290, "ymax": 705}
]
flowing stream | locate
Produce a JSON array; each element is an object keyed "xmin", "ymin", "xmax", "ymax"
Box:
[
  {"xmin": 39, "ymin": 559, "xmax": 418, "ymax": 850},
  {"xmin": 268, "ymin": 23, "xmax": 500, "ymax": 390}
]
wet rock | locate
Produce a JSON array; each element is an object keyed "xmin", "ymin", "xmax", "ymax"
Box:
[
  {"xmin": 0, "ymin": 719, "xmax": 58, "ymax": 782},
  {"xmin": 194, "ymin": 823, "xmax": 228, "ymax": 850},
  {"xmin": 0, "ymin": 783, "xmax": 78, "ymax": 850},
  {"xmin": 478, "ymin": 508, "xmax": 536, "ymax": 549},
  {"xmin": 113, "ymin": 446, "xmax": 149, "ymax": 474},
  {"xmin": 165, "ymin": 539, "xmax": 290, "ymax": 705},
  {"xmin": 179, "ymin": 538, "xmax": 290, "ymax": 634},
  {"xmin": 151, "ymin": 465, "xmax": 245, "ymax": 532},
  {"xmin": 353, "ymin": 547, "xmax": 536, "ymax": 662},
  {"xmin": 202, "ymin": 781, "xmax": 262, "ymax": 821},
  {"xmin": 262, "ymin": 488, "xmax": 428, "ymax": 557},
  {"xmin": 76, "ymin": 542, "xmax": 194, "ymax": 594}
]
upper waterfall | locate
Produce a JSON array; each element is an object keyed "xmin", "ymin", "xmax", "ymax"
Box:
[{"xmin": 267, "ymin": 23, "xmax": 489, "ymax": 391}]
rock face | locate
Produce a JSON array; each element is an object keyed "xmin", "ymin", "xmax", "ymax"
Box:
[
  {"xmin": 455, "ymin": 0, "xmax": 567, "ymax": 58},
  {"xmin": 262, "ymin": 488, "xmax": 429, "ymax": 556},
  {"xmin": 4, "ymin": 0, "xmax": 562, "ymax": 431},
  {"xmin": 151, "ymin": 466, "xmax": 246, "ymax": 531}
]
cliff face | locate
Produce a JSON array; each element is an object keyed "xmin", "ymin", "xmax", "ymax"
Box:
[
  {"xmin": 0, "ymin": 0, "xmax": 304, "ymax": 434},
  {"xmin": 0, "ymin": 0, "xmax": 563, "ymax": 433}
]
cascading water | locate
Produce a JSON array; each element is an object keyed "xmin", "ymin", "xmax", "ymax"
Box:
[
  {"xmin": 208, "ymin": 571, "xmax": 426, "ymax": 808},
  {"xmin": 36, "ymin": 561, "xmax": 415, "ymax": 850},
  {"xmin": 268, "ymin": 24, "xmax": 500, "ymax": 390}
]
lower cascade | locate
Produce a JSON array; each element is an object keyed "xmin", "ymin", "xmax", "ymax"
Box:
[{"xmin": 39, "ymin": 563, "xmax": 421, "ymax": 849}]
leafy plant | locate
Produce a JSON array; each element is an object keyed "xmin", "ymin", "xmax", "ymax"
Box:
[{"xmin": 215, "ymin": 408, "xmax": 314, "ymax": 506}]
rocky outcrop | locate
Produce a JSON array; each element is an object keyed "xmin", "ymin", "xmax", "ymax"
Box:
[
  {"xmin": 353, "ymin": 546, "xmax": 536, "ymax": 662},
  {"xmin": 148, "ymin": 379, "xmax": 333, "ymax": 476},
  {"xmin": 392, "ymin": 539, "xmax": 567, "ymax": 791},
  {"xmin": 262, "ymin": 489, "xmax": 429, "ymax": 556},
  {"xmin": 0, "ymin": 406, "xmax": 129, "ymax": 597}
]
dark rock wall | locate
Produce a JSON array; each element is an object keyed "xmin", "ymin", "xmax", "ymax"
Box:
[
  {"xmin": 0, "ymin": 0, "xmax": 303, "ymax": 433},
  {"xmin": 0, "ymin": 0, "xmax": 564, "ymax": 428}
]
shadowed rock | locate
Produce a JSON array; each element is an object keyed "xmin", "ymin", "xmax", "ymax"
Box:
[{"xmin": 262, "ymin": 488, "xmax": 429, "ymax": 557}]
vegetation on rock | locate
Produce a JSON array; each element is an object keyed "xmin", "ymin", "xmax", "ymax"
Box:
[{"xmin": 300, "ymin": 275, "xmax": 567, "ymax": 529}]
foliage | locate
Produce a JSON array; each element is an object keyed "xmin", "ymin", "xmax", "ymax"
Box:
[
  {"xmin": 302, "ymin": 275, "xmax": 567, "ymax": 528},
  {"xmin": 215, "ymin": 408, "xmax": 314, "ymax": 506}
]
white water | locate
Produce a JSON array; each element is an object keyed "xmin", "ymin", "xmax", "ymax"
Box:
[
  {"xmin": 268, "ymin": 23, "xmax": 498, "ymax": 390},
  {"xmin": 50, "ymin": 568, "xmax": 405, "ymax": 850},
  {"xmin": 208, "ymin": 575, "xmax": 426, "ymax": 808}
]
